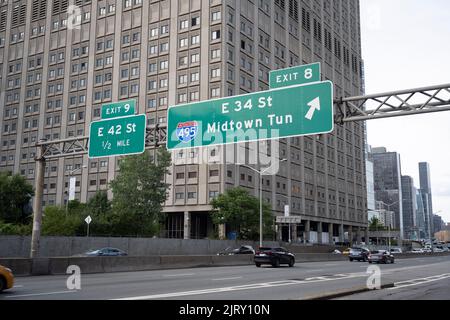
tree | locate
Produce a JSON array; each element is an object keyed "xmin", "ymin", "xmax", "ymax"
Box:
[
  {"xmin": 0, "ymin": 172, "xmax": 34, "ymax": 224},
  {"xmin": 369, "ymin": 217, "xmax": 385, "ymax": 231},
  {"xmin": 41, "ymin": 206, "xmax": 83, "ymax": 236},
  {"xmin": 109, "ymin": 148, "xmax": 172, "ymax": 236},
  {"xmin": 85, "ymin": 191, "xmax": 113, "ymax": 236},
  {"xmin": 87, "ymin": 191, "xmax": 111, "ymax": 217},
  {"xmin": 210, "ymin": 187, "xmax": 273, "ymax": 241}
]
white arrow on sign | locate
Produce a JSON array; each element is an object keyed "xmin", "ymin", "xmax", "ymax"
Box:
[
  {"xmin": 85, "ymin": 215, "xmax": 92, "ymax": 225},
  {"xmin": 305, "ymin": 97, "xmax": 321, "ymax": 121}
]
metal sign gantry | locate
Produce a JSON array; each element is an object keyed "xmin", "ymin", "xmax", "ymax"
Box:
[
  {"xmin": 29, "ymin": 83, "xmax": 450, "ymax": 258},
  {"xmin": 335, "ymin": 83, "xmax": 450, "ymax": 123}
]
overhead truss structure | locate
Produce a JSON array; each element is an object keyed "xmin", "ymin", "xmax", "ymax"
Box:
[
  {"xmin": 37, "ymin": 125, "xmax": 167, "ymax": 161},
  {"xmin": 335, "ymin": 83, "xmax": 450, "ymax": 123}
]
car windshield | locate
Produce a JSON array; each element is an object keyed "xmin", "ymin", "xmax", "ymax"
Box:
[{"xmin": 259, "ymin": 247, "xmax": 273, "ymax": 251}]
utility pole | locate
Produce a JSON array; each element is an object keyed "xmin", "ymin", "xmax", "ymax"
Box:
[{"xmin": 30, "ymin": 140, "xmax": 46, "ymax": 259}]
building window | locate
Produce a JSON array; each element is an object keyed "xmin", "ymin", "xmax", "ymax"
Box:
[
  {"xmin": 191, "ymin": 17, "xmax": 200, "ymax": 27},
  {"xmin": 176, "ymin": 192, "xmax": 185, "ymax": 200},
  {"xmin": 209, "ymin": 191, "xmax": 219, "ymax": 199},
  {"xmin": 176, "ymin": 172, "xmax": 185, "ymax": 179},
  {"xmin": 188, "ymin": 192, "xmax": 197, "ymax": 199},
  {"xmin": 212, "ymin": 11, "xmax": 221, "ymax": 22},
  {"xmin": 210, "ymin": 170, "xmax": 219, "ymax": 177},
  {"xmin": 211, "ymin": 30, "xmax": 221, "ymax": 40}
]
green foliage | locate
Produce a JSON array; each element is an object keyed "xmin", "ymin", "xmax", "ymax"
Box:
[
  {"xmin": 85, "ymin": 191, "xmax": 113, "ymax": 235},
  {"xmin": 210, "ymin": 187, "xmax": 273, "ymax": 241},
  {"xmin": 369, "ymin": 217, "xmax": 386, "ymax": 231},
  {"xmin": 0, "ymin": 147, "xmax": 171, "ymax": 237},
  {"xmin": 41, "ymin": 206, "xmax": 83, "ymax": 236},
  {"xmin": 0, "ymin": 172, "xmax": 34, "ymax": 224},
  {"xmin": 109, "ymin": 148, "xmax": 172, "ymax": 237},
  {"xmin": 0, "ymin": 220, "xmax": 32, "ymax": 235}
]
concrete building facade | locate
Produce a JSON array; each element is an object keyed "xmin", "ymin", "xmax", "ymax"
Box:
[{"xmin": 0, "ymin": 0, "xmax": 367, "ymax": 242}]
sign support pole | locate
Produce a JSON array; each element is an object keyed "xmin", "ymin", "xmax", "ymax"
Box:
[{"xmin": 30, "ymin": 139, "xmax": 46, "ymax": 259}]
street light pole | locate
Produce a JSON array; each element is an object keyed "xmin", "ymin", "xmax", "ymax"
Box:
[
  {"xmin": 380, "ymin": 200, "xmax": 399, "ymax": 251},
  {"xmin": 278, "ymin": 194, "xmax": 291, "ymax": 243},
  {"xmin": 240, "ymin": 159, "xmax": 287, "ymax": 248},
  {"xmin": 259, "ymin": 170, "xmax": 263, "ymax": 248}
]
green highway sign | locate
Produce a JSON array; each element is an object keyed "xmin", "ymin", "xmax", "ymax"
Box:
[
  {"xmin": 167, "ymin": 81, "xmax": 333, "ymax": 150},
  {"xmin": 270, "ymin": 62, "xmax": 321, "ymax": 89},
  {"xmin": 102, "ymin": 99, "xmax": 136, "ymax": 119},
  {"xmin": 88, "ymin": 114, "xmax": 147, "ymax": 159}
]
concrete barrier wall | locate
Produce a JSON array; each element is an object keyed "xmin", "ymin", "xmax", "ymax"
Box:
[
  {"xmin": 0, "ymin": 253, "xmax": 350, "ymax": 276},
  {"xmin": 1, "ymin": 252, "xmax": 448, "ymax": 277},
  {"xmin": 0, "ymin": 235, "xmax": 281, "ymax": 258}
]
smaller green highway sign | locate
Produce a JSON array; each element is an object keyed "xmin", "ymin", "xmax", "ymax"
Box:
[
  {"xmin": 88, "ymin": 114, "xmax": 146, "ymax": 159},
  {"xmin": 270, "ymin": 62, "xmax": 321, "ymax": 89},
  {"xmin": 167, "ymin": 81, "xmax": 333, "ymax": 150},
  {"xmin": 101, "ymin": 99, "xmax": 136, "ymax": 119}
]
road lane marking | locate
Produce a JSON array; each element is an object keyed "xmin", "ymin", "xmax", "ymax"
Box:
[
  {"xmin": 13, "ymin": 285, "xmax": 24, "ymax": 288},
  {"xmin": 113, "ymin": 274, "xmax": 366, "ymax": 300},
  {"xmin": 211, "ymin": 277, "xmax": 243, "ymax": 281},
  {"xmin": 163, "ymin": 273, "xmax": 195, "ymax": 278},
  {"xmin": 6, "ymin": 290, "xmax": 77, "ymax": 298},
  {"xmin": 389, "ymin": 273, "xmax": 450, "ymax": 290}
]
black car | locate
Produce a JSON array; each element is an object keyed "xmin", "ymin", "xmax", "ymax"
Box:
[
  {"xmin": 348, "ymin": 247, "xmax": 370, "ymax": 262},
  {"xmin": 217, "ymin": 245, "xmax": 255, "ymax": 256},
  {"xmin": 368, "ymin": 250, "xmax": 395, "ymax": 264},
  {"xmin": 254, "ymin": 247, "xmax": 295, "ymax": 268},
  {"xmin": 84, "ymin": 247, "xmax": 128, "ymax": 257}
]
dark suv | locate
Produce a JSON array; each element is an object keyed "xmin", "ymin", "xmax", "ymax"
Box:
[
  {"xmin": 254, "ymin": 247, "xmax": 295, "ymax": 268},
  {"xmin": 348, "ymin": 247, "xmax": 370, "ymax": 262}
]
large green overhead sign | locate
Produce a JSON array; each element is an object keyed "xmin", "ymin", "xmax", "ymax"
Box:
[
  {"xmin": 269, "ymin": 62, "xmax": 321, "ymax": 89},
  {"xmin": 167, "ymin": 81, "xmax": 333, "ymax": 150},
  {"xmin": 89, "ymin": 99, "xmax": 146, "ymax": 159}
]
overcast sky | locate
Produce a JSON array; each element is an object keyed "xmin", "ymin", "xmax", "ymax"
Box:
[{"xmin": 360, "ymin": 0, "xmax": 450, "ymax": 224}]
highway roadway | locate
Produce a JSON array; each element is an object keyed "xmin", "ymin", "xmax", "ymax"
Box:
[{"xmin": 1, "ymin": 255, "xmax": 449, "ymax": 300}]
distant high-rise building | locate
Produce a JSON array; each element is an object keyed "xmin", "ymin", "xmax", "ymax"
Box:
[
  {"xmin": 366, "ymin": 145, "xmax": 376, "ymax": 211},
  {"xmin": 401, "ymin": 176, "xmax": 417, "ymax": 240},
  {"xmin": 415, "ymin": 190, "xmax": 427, "ymax": 239},
  {"xmin": 419, "ymin": 162, "xmax": 434, "ymax": 239},
  {"xmin": 372, "ymin": 148, "xmax": 403, "ymax": 238},
  {"xmin": 433, "ymin": 215, "xmax": 445, "ymax": 234}
]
